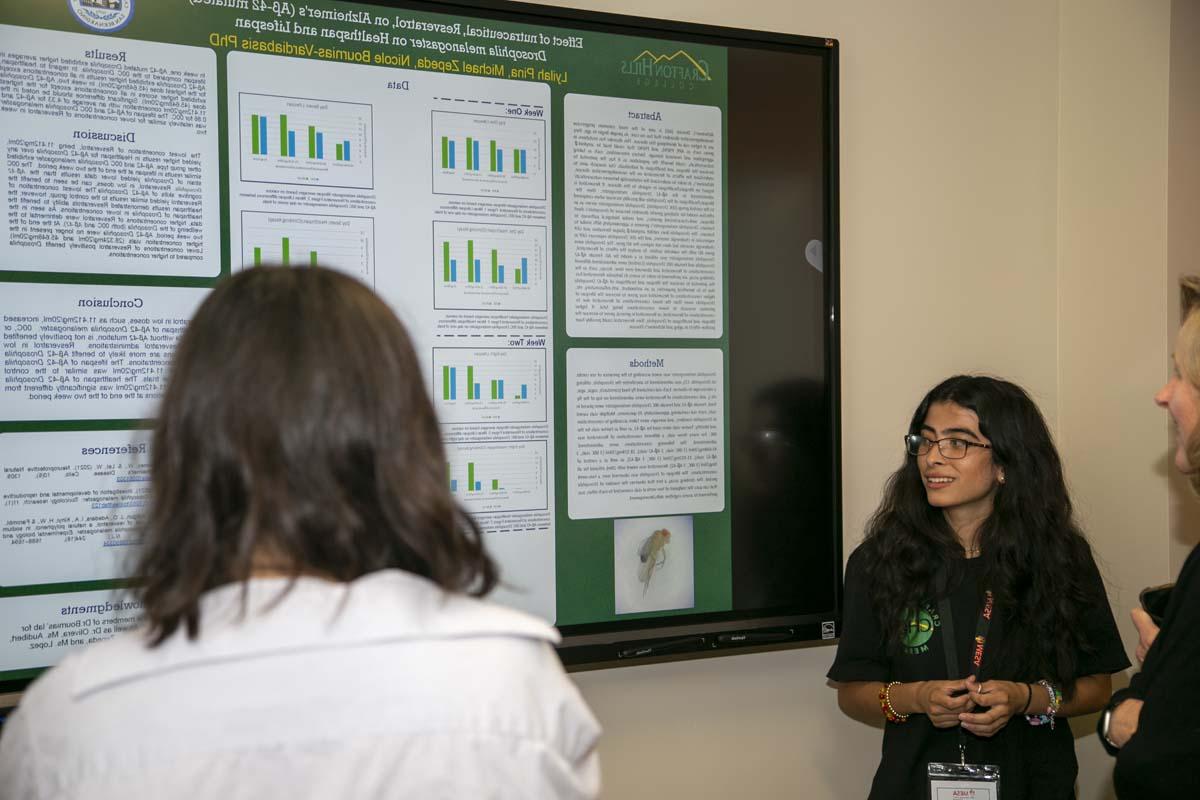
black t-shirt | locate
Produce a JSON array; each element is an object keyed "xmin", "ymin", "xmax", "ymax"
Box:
[
  {"xmin": 1113, "ymin": 542, "xmax": 1200, "ymax": 797},
  {"xmin": 828, "ymin": 546, "xmax": 1130, "ymax": 800}
]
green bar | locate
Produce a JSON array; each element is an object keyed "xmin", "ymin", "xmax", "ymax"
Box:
[
  {"xmin": 515, "ymin": 268, "xmax": 521, "ymax": 284},
  {"xmin": 442, "ymin": 365, "xmax": 450, "ymax": 400},
  {"xmin": 336, "ymin": 142, "xmax": 343, "ymax": 161},
  {"xmin": 441, "ymin": 136, "xmax": 448, "ymax": 168},
  {"xmin": 281, "ymin": 237, "xmax": 290, "ymax": 266},
  {"xmin": 443, "ymin": 241, "xmax": 451, "ymax": 281},
  {"xmin": 491, "ymin": 249, "xmax": 498, "ymax": 283},
  {"xmin": 467, "ymin": 239, "xmax": 474, "ymax": 283},
  {"xmin": 466, "ymin": 136, "xmax": 473, "ymax": 170},
  {"xmin": 490, "ymin": 379, "xmax": 497, "ymax": 400},
  {"xmin": 467, "ymin": 462, "xmax": 475, "ymax": 492},
  {"xmin": 490, "ymin": 140, "xmax": 496, "ymax": 172},
  {"xmin": 308, "ymin": 126, "xmax": 315, "ymax": 159},
  {"xmin": 491, "ymin": 479, "xmax": 499, "ymax": 490},
  {"xmin": 279, "ymin": 114, "xmax": 288, "ymax": 157},
  {"xmin": 253, "ymin": 246, "xmax": 261, "ymax": 266},
  {"xmin": 309, "ymin": 250, "xmax": 317, "ymax": 267},
  {"xmin": 251, "ymin": 114, "xmax": 259, "ymax": 154},
  {"xmin": 467, "ymin": 366, "xmax": 474, "ymax": 399}
]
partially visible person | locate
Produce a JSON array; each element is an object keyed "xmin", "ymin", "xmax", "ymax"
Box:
[
  {"xmin": 1098, "ymin": 275, "xmax": 1200, "ymax": 797},
  {"xmin": 0, "ymin": 266, "xmax": 601, "ymax": 799},
  {"xmin": 830, "ymin": 375, "xmax": 1129, "ymax": 800}
]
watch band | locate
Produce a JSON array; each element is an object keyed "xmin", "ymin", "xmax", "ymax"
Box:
[{"xmin": 1097, "ymin": 703, "xmax": 1121, "ymax": 756}]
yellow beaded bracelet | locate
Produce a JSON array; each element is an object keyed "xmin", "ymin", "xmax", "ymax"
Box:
[{"xmin": 878, "ymin": 681, "xmax": 909, "ymax": 723}]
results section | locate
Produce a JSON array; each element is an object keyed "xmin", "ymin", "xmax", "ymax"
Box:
[{"xmin": 227, "ymin": 52, "xmax": 557, "ymax": 622}]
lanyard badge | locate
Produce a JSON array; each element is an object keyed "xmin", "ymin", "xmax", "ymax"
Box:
[
  {"xmin": 928, "ymin": 761, "xmax": 1000, "ymax": 799},
  {"xmin": 928, "ymin": 589, "xmax": 1001, "ymax": 799}
]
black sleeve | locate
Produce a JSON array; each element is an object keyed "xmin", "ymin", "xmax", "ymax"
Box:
[
  {"xmin": 1113, "ymin": 544, "xmax": 1200, "ymax": 794},
  {"xmin": 827, "ymin": 546, "xmax": 890, "ymax": 683},
  {"xmin": 1074, "ymin": 549, "xmax": 1133, "ymax": 678}
]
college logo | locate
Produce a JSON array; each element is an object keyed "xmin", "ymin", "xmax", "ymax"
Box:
[
  {"xmin": 67, "ymin": 0, "xmax": 134, "ymax": 33},
  {"xmin": 619, "ymin": 49, "xmax": 712, "ymax": 89},
  {"xmin": 902, "ymin": 604, "xmax": 941, "ymax": 655}
]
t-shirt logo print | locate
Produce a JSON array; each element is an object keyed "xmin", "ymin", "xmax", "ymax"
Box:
[{"xmin": 901, "ymin": 605, "xmax": 941, "ymax": 655}]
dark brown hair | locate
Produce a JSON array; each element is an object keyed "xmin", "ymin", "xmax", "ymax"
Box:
[{"xmin": 133, "ymin": 266, "xmax": 496, "ymax": 644}]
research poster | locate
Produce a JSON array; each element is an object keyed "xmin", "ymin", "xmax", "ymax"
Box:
[{"xmin": 0, "ymin": 0, "xmax": 729, "ymax": 683}]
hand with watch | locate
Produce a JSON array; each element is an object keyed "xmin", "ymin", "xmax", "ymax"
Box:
[{"xmin": 1098, "ymin": 696, "xmax": 1144, "ymax": 755}]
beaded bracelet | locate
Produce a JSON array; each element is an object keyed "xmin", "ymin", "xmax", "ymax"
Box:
[
  {"xmin": 1019, "ymin": 682, "xmax": 1034, "ymax": 715},
  {"xmin": 878, "ymin": 681, "xmax": 909, "ymax": 723},
  {"xmin": 1025, "ymin": 679, "xmax": 1062, "ymax": 729}
]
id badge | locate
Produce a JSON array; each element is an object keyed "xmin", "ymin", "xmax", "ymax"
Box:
[{"xmin": 927, "ymin": 761, "xmax": 1000, "ymax": 799}]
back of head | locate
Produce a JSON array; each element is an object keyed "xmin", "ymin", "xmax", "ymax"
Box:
[{"xmin": 134, "ymin": 266, "xmax": 496, "ymax": 643}]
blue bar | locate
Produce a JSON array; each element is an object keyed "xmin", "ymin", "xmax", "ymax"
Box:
[
  {"xmin": 344, "ymin": 140, "xmax": 350, "ymax": 160},
  {"xmin": 474, "ymin": 259, "xmax": 480, "ymax": 282},
  {"xmin": 288, "ymin": 131, "xmax": 295, "ymax": 157},
  {"xmin": 521, "ymin": 384, "xmax": 527, "ymax": 399},
  {"xmin": 498, "ymin": 380, "xmax": 504, "ymax": 399},
  {"xmin": 475, "ymin": 481, "xmax": 481, "ymax": 491},
  {"xmin": 449, "ymin": 367, "xmax": 456, "ymax": 400},
  {"xmin": 521, "ymin": 257, "xmax": 528, "ymax": 284},
  {"xmin": 317, "ymin": 132, "xmax": 324, "ymax": 159},
  {"xmin": 498, "ymin": 265, "xmax": 504, "ymax": 284},
  {"xmin": 473, "ymin": 140, "xmax": 479, "ymax": 170},
  {"xmin": 450, "ymin": 259, "xmax": 457, "ymax": 282},
  {"xmin": 450, "ymin": 479, "xmax": 457, "ymax": 492},
  {"xmin": 259, "ymin": 117, "xmax": 267, "ymax": 154},
  {"xmin": 497, "ymin": 150, "xmax": 503, "ymax": 172},
  {"xmin": 474, "ymin": 383, "xmax": 480, "ymax": 398},
  {"xmin": 449, "ymin": 140, "xmax": 455, "ymax": 169}
]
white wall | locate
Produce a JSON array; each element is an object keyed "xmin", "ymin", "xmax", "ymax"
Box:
[
  {"xmin": 514, "ymin": 1, "xmax": 1183, "ymax": 798},
  {"xmin": 1055, "ymin": 2, "xmax": 1172, "ymax": 797}
]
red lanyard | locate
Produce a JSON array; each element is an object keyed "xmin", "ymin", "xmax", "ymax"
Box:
[{"xmin": 937, "ymin": 588, "xmax": 994, "ymax": 679}]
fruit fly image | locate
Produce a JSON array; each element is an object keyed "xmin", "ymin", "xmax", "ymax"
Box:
[{"xmin": 637, "ymin": 528, "xmax": 671, "ymax": 596}]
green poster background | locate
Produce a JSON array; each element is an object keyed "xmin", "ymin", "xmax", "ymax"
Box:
[{"xmin": 0, "ymin": 0, "xmax": 730, "ymax": 682}]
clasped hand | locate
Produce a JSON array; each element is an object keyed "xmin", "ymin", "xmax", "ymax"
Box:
[{"xmin": 917, "ymin": 676, "xmax": 1025, "ymax": 737}]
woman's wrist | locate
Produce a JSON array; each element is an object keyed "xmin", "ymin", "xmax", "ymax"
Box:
[
  {"xmin": 1027, "ymin": 683, "xmax": 1049, "ymax": 715},
  {"xmin": 891, "ymin": 681, "xmax": 925, "ymax": 716}
]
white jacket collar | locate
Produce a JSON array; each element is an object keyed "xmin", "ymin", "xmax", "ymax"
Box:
[{"xmin": 71, "ymin": 570, "xmax": 558, "ymax": 698}]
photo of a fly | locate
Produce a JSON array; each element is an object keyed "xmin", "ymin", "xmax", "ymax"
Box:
[{"xmin": 637, "ymin": 529, "xmax": 671, "ymax": 595}]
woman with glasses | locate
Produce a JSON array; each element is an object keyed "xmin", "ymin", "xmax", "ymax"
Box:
[{"xmin": 828, "ymin": 375, "xmax": 1128, "ymax": 800}]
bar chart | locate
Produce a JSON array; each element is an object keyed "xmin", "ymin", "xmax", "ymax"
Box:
[
  {"xmin": 444, "ymin": 439, "xmax": 548, "ymax": 515},
  {"xmin": 432, "ymin": 221, "xmax": 547, "ymax": 311},
  {"xmin": 238, "ymin": 92, "xmax": 373, "ymax": 189},
  {"xmin": 431, "ymin": 110, "xmax": 546, "ymax": 200},
  {"xmin": 238, "ymin": 211, "xmax": 374, "ymax": 284},
  {"xmin": 433, "ymin": 347, "xmax": 547, "ymax": 424}
]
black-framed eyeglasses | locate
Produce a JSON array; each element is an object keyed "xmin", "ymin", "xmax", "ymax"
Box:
[{"xmin": 903, "ymin": 434, "xmax": 992, "ymax": 460}]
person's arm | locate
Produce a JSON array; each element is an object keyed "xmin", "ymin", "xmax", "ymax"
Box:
[
  {"xmin": 1057, "ymin": 673, "xmax": 1112, "ymax": 717},
  {"xmin": 959, "ymin": 673, "xmax": 1111, "ymax": 737},
  {"xmin": 837, "ymin": 679, "xmax": 972, "ymax": 728},
  {"xmin": 1105, "ymin": 697, "xmax": 1143, "ymax": 748},
  {"xmin": 835, "ymin": 681, "xmax": 886, "ymax": 726}
]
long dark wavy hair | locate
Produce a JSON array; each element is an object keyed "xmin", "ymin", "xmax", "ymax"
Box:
[
  {"xmin": 858, "ymin": 375, "xmax": 1100, "ymax": 696},
  {"xmin": 132, "ymin": 266, "xmax": 497, "ymax": 645}
]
